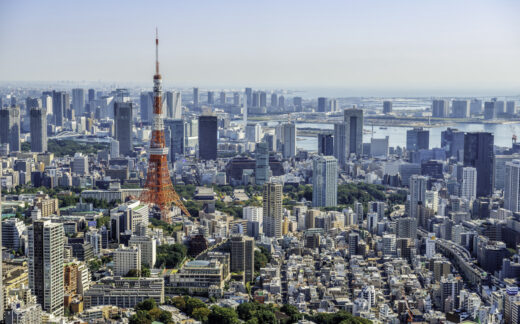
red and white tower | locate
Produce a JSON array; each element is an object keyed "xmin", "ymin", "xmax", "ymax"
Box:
[{"xmin": 140, "ymin": 29, "xmax": 190, "ymax": 222}]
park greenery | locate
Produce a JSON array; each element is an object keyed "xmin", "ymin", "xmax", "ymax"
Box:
[
  {"xmin": 129, "ymin": 299, "xmax": 173, "ymax": 324},
  {"xmin": 155, "ymin": 243, "xmax": 187, "ymax": 268},
  {"xmin": 254, "ymin": 246, "xmax": 272, "ymax": 272},
  {"xmin": 22, "ymin": 139, "xmax": 108, "ymax": 157}
]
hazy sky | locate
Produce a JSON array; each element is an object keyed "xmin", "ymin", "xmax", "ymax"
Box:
[{"xmin": 1, "ymin": 0, "xmax": 519, "ymax": 95}]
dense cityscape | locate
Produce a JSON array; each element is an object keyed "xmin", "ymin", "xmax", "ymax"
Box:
[{"xmin": 2, "ymin": 1, "xmax": 520, "ymax": 324}]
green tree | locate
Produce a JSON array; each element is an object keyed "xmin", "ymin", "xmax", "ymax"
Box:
[
  {"xmin": 186, "ymin": 297, "xmax": 207, "ymax": 315},
  {"xmin": 237, "ymin": 302, "xmax": 256, "ymax": 321},
  {"xmin": 208, "ymin": 305, "xmax": 239, "ymax": 324},
  {"xmin": 135, "ymin": 299, "xmax": 156, "ymax": 312},
  {"xmin": 192, "ymin": 307, "xmax": 211, "ymax": 322}
]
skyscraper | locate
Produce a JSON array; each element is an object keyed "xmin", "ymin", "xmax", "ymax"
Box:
[
  {"xmin": 317, "ymin": 97, "xmax": 327, "ymax": 112},
  {"xmin": 507, "ymin": 100, "xmax": 516, "ymax": 115},
  {"xmin": 464, "ymin": 132, "xmax": 494, "ymax": 197},
  {"xmin": 52, "ymin": 91, "xmax": 68, "ymax": 126},
  {"xmin": 406, "ymin": 127, "xmax": 429, "ymax": 152},
  {"xmin": 259, "ymin": 91, "xmax": 267, "ymax": 107},
  {"xmin": 282, "ymin": 122, "xmax": 296, "ymax": 159},
  {"xmin": 318, "ymin": 133, "xmax": 334, "ymax": 156},
  {"xmin": 484, "ymin": 101, "xmax": 496, "ymax": 120},
  {"xmin": 409, "ymin": 175, "xmax": 428, "ymax": 219},
  {"xmin": 140, "ymin": 92, "xmax": 153, "ymax": 123},
  {"xmin": 72, "ymin": 88, "xmax": 85, "ymax": 117},
  {"xmin": 28, "ymin": 220, "xmax": 65, "ymax": 316},
  {"xmin": 505, "ymin": 160, "xmax": 520, "ymax": 212},
  {"xmin": 166, "ymin": 91, "xmax": 182, "ymax": 119},
  {"xmin": 164, "ymin": 118, "xmax": 186, "ymax": 163},
  {"xmin": 263, "ymin": 182, "xmax": 282, "ymax": 238},
  {"xmin": 245, "ymin": 88, "xmax": 252, "ymax": 107},
  {"xmin": 193, "ymin": 87, "xmax": 199, "ymax": 107},
  {"xmin": 88, "ymin": 88, "xmax": 95, "ymax": 102},
  {"xmin": 30, "ymin": 107, "xmax": 47, "ymax": 153},
  {"xmin": 432, "ymin": 99, "xmax": 450, "ymax": 118},
  {"xmin": 220, "ymin": 91, "xmax": 226, "ymax": 105},
  {"xmin": 441, "ymin": 128, "xmax": 465, "ymax": 160},
  {"xmin": 230, "ymin": 235, "xmax": 255, "ymax": 283},
  {"xmin": 333, "ymin": 123, "xmax": 347, "ymax": 165},
  {"xmin": 270, "ymin": 93, "xmax": 277, "ymax": 107},
  {"xmin": 312, "ymin": 155, "xmax": 338, "ymax": 207},
  {"xmin": 198, "ymin": 115, "xmax": 218, "ymax": 160},
  {"xmin": 207, "ymin": 91, "xmax": 214, "ymax": 105},
  {"xmin": 461, "ymin": 167, "xmax": 477, "ymax": 201},
  {"xmin": 344, "ymin": 107, "xmax": 363, "ymax": 157},
  {"xmin": 255, "ymin": 142, "xmax": 270, "ymax": 185},
  {"xmin": 451, "ymin": 100, "xmax": 470, "ymax": 118},
  {"xmin": 114, "ymin": 102, "xmax": 133, "ymax": 156},
  {"xmin": 383, "ymin": 101, "xmax": 392, "ymax": 114},
  {"xmin": 0, "ymin": 106, "xmax": 21, "ymax": 152}
]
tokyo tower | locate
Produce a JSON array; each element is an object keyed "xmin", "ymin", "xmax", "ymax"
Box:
[{"xmin": 140, "ymin": 29, "xmax": 190, "ymax": 223}]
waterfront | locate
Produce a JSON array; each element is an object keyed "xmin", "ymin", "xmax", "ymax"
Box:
[{"xmin": 296, "ymin": 122, "xmax": 520, "ymax": 152}]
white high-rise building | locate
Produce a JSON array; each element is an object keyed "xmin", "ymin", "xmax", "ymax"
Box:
[
  {"xmin": 243, "ymin": 206, "xmax": 263, "ymax": 224},
  {"xmin": 505, "ymin": 160, "xmax": 520, "ymax": 212},
  {"xmin": 245, "ymin": 123, "xmax": 262, "ymax": 143},
  {"xmin": 382, "ymin": 234, "xmax": 396, "ymax": 256},
  {"xmin": 409, "ymin": 175, "xmax": 428, "ymax": 219},
  {"xmin": 425, "ymin": 234, "xmax": 436, "ymax": 258},
  {"xmin": 129, "ymin": 236, "xmax": 156, "ymax": 268},
  {"xmin": 312, "ymin": 155, "xmax": 338, "ymax": 207},
  {"xmin": 461, "ymin": 167, "xmax": 477, "ymax": 201},
  {"xmin": 282, "ymin": 123, "xmax": 296, "ymax": 158},
  {"xmin": 166, "ymin": 91, "xmax": 182, "ymax": 119},
  {"xmin": 28, "ymin": 220, "xmax": 65, "ymax": 316},
  {"xmin": 110, "ymin": 138, "xmax": 120, "ymax": 159},
  {"xmin": 113, "ymin": 244, "xmax": 141, "ymax": 276},
  {"xmin": 263, "ymin": 182, "xmax": 283, "ymax": 238},
  {"xmin": 72, "ymin": 152, "xmax": 89, "ymax": 175},
  {"xmin": 425, "ymin": 190, "xmax": 439, "ymax": 213},
  {"xmin": 72, "ymin": 88, "xmax": 85, "ymax": 117}
]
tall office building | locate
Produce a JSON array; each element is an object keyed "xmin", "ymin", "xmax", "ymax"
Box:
[
  {"xmin": 432, "ymin": 99, "xmax": 449, "ymax": 118},
  {"xmin": 344, "ymin": 108, "xmax": 363, "ymax": 157},
  {"xmin": 259, "ymin": 91, "xmax": 267, "ymax": 107},
  {"xmin": 28, "ymin": 220, "xmax": 65, "ymax": 316},
  {"xmin": 263, "ymin": 182, "xmax": 283, "ymax": 238},
  {"xmin": 198, "ymin": 115, "xmax": 218, "ymax": 160},
  {"xmin": 255, "ymin": 142, "xmax": 270, "ymax": 185},
  {"xmin": 293, "ymin": 97, "xmax": 302, "ymax": 111},
  {"xmin": 441, "ymin": 128, "xmax": 465, "ymax": 160},
  {"xmin": 230, "ymin": 235, "xmax": 255, "ymax": 283},
  {"xmin": 406, "ymin": 127, "xmax": 429, "ymax": 152},
  {"xmin": 52, "ymin": 91, "xmax": 68, "ymax": 126},
  {"xmin": 461, "ymin": 167, "xmax": 477, "ymax": 201},
  {"xmin": 505, "ymin": 160, "xmax": 520, "ymax": 212},
  {"xmin": 193, "ymin": 87, "xmax": 199, "ymax": 107},
  {"xmin": 114, "ymin": 102, "xmax": 133, "ymax": 156},
  {"xmin": 245, "ymin": 88, "xmax": 252, "ymax": 107},
  {"xmin": 484, "ymin": 101, "xmax": 496, "ymax": 120},
  {"xmin": 464, "ymin": 132, "xmax": 494, "ymax": 197},
  {"xmin": 312, "ymin": 156, "xmax": 338, "ymax": 207},
  {"xmin": 270, "ymin": 93, "xmax": 277, "ymax": 107},
  {"xmin": 451, "ymin": 100, "xmax": 469, "ymax": 118},
  {"xmin": 318, "ymin": 133, "xmax": 334, "ymax": 156},
  {"xmin": 396, "ymin": 217, "xmax": 417, "ymax": 239},
  {"xmin": 278, "ymin": 95, "xmax": 285, "ymax": 108},
  {"xmin": 88, "ymin": 88, "xmax": 95, "ymax": 102},
  {"xmin": 317, "ymin": 97, "xmax": 327, "ymax": 112},
  {"xmin": 409, "ymin": 175, "xmax": 428, "ymax": 219},
  {"xmin": 507, "ymin": 100, "xmax": 516, "ymax": 115},
  {"xmin": 164, "ymin": 119, "xmax": 186, "ymax": 162},
  {"xmin": 140, "ymin": 92, "xmax": 153, "ymax": 123},
  {"xmin": 166, "ymin": 91, "xmax": 182, "ymax": 119},
  {"xmin": 0, "ymin": 106, "xmax": 21, "ymax": 152},
  {"xmin": 30, "ymin": 107, "xmax": 47, "ymax": 152},
  {"xmin": 207, "ymin": 91, "xmax": 214, "ymax": 105},
  {"xmin": 282, "ymin": 122, "xmax": 296, "ymax": 158},
  {"xmin": 469, "ymin": 99, "xmax": 482, "ymax": 115},
  {"xmin": 72, "ymin": 88, "xmax": 85, "ymax": 117},
  {"xmin": 383, "ymin": 101, "xmax": 393, "ymax": 114},
  {"xmin": 333, "ymin": 123, "xmax": 347, "ymax": 165},
  {"xmin": 113, "ymin": 244, "xmax": 141, "ymax": 276}
]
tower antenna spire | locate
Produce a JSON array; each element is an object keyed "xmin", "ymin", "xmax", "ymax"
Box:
[{"xmin": 155, "ymin": 28, "xmax": 159, "ymax": 74}]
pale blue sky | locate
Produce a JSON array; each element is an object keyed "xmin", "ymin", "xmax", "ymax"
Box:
[{"xmin": 1, "ymin": 0, "xmax": 519, "ymax": 94}]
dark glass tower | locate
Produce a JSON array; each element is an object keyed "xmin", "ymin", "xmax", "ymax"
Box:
[
  {"xmin": 198, "ymin": 115, "xmax": 218, "ymax": 160},
  {"xmin": 464, "ymin": 132, "xmax": 494, "ymax": 197}
]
